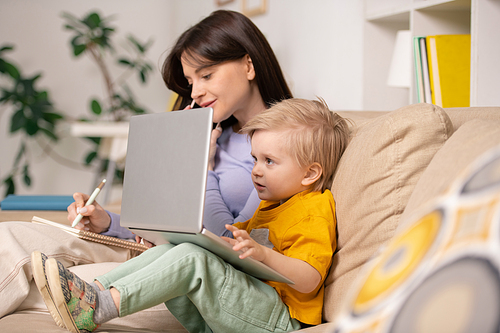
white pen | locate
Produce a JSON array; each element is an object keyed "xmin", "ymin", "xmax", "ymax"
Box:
[
  {"xmin": 190, "ymin": 99, "xmax": 195, "ymax": 108},
  {"xmin": 72, "ymin": 179, "xmax": 106, "ymax": 227}
]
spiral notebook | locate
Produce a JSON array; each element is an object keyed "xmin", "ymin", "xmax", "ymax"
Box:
[{"xmin": 31, "ymin": 216, "xmax": 149, "ymax": 253}]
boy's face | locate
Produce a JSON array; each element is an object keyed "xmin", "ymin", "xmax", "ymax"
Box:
[{"xmin": 250, "ymin": 130, "xmax": 310, "ymax": 203}]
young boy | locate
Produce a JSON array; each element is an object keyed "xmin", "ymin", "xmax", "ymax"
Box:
[{"xmin": 32, "ymin": 98, "xmax": 350, "ymax": 332}]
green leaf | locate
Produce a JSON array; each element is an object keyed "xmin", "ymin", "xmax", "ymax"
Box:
[
  {"xmin": 139, "ymin": 70, "xmax": 146, "ymax": 83},
  {"xmin": 0, "ymin": 59, "xmax": 20, "ymax": 79},
  {"xmin": 94, "ymin": 36, "xmax": 111, "ymax": 49},
  {"xmin": 4, "ymin": 176, "xmax": 15, "ymax": 196},
  {"xmin": 85, "ymin": 136, "xmax": 101, "ymax": 144},
  {"xmin": 14, "ymin": 142, "xmax": 26, "ymax": 166},
  {"xmin": 10, "ymin": 109, "xmax": 26, "ymax": 133},
  {"xmin": 85, "ymin": 151, "xmax": 98, "ymax": 165},
  {"xmin": 0, "ymin": 45, "xmax": 14, "ymax": 53},
  {"xmin": 134, "ymin": 107, "xmax": 146, "ymax": 115},
  {"xmin": 38, "ymin": 127, "xmax": 58, "ymax": 141},
  {"xmin": 74, "ymin": 44, "xmax": 86, "ymax": 56},
  {"xmin": 89, "ymin": 13, "xmax": 102, "ymax": 27},
  {"xmin": 28, "ymin": 73, "xmax": 42, "ymax": 84},
  {"xmin": 70, "ymin": 35, "xmax": 82, "ymax": 47},
  {"xmin": 127, "ymin": 35, "xmax": 153, "ymax": 54},
  {"xmin": 63, "ymin": 24, "xmax": 79, "ymax": 32},
  {"xmin": 115, "ymin": 167, "xmax": 124, "ymax": 182},
  {"xmin": 24, "ymin": 174, "xmax": 31, "ymax": 187},
  {"xmin": 42, "ymin": 112, "xmax": 64, "ymax": 123},
  {"xmin": 23, "ymin": 165, "xmax": 31, "ymax": 186},
  {"xmin": 118, "ymin": 58, "xmax": 133, "ymax": 66},
  {"xmin": 90, "ymin": 99, "xmax": 102, "ymax": 115},
  {"xmin": 128, "ymin": 35, "xmax": 145, "ymax": 53},
  {"xmin": 38, "ymin": 90, "xmax": 48, "ymax": 100},
  {"xmin": 26, "ymin": 118, "xmax": 40, "ymax": 136}
]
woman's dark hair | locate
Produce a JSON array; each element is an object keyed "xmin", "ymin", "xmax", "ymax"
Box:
[{"xmin": 162, "ymin": 10, "xmax": 292, "ymax": 115}]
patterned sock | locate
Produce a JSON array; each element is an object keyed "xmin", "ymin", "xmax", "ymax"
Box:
[
  {"xmin": 93, "ymin": 289, "xmax": 119, "ymax": 324},
  {"xmin": 89, "ymin": 282, "xmax": 101, "ymax": 293}
]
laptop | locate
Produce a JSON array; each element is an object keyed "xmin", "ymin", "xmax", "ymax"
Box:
[{"xmin": 120, "ymin": 108, "xmax": 293, "ymax": 284}]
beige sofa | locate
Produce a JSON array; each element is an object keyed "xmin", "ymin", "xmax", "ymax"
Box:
[{"xmin": 1, "ymin": 103, "xmax": 499, "ymax": 332}]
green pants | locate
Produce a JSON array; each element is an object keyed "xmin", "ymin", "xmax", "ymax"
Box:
[{"xmin": 96, "ymin": 243, "xmax": 301, "ymax": 333}]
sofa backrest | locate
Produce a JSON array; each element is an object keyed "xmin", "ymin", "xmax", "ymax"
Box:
[{"xmin": 324, "ymin": 103, "xmax": 454, "ymax": 322}]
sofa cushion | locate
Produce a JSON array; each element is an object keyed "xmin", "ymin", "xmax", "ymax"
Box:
[
  {"xmin": 332, "ymin": 142, "xmax": 500, "ymax": 332},
  {"xmin": 444, "ymin": 107, "xmax": 500, "ymax": 131},
  {"xmin": 0, "ymin": 312, "xmax": 188, "ymax": 333},
  {"xmin": 10, "ymin": 262, "xmax": 187, "ymax": 332},
  {"xmin": 324, "ymin": 103, "xmax": 453, "ymax": 322},
  {"xmin": 402, "ymin": 119, "xmax": 500, "ymax": 225}
]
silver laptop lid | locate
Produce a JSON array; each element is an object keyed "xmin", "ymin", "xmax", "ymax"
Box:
[{"xmin": 120, "ymin": 108, "xmax": 213, "ymax": 233}]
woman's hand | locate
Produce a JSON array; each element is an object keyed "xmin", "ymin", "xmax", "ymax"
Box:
[
  {"xmin": 184, "ymin": 100, "xmax": 221, "ymax": 171},
  {"xmin": 183, "ymin": 101, "xmax": 194, "ymax": 110},
  {"xmin": 224, "ymin": 224, "xmax": 267, "ymax": 261},
  {"xmin": 208, "ymin": 123, "xmax": 222, "ymax": 171},
  {"xmin": 67, "ymin": 192, "xmax": 111, "ymax": 234}
]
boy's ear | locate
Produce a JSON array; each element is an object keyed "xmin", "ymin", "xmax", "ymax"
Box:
[
  {"xmin": 244, "ymin": 54, "xmax": 256, "ymax": 80},
  {"xmin": 302, "ymin": 163, "xmax": 323, "ymax": 187}
]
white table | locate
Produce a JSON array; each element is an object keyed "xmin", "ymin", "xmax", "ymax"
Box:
[{"xmin": 69, "ymin": 122, "xmax": 129, "ymax": 205}]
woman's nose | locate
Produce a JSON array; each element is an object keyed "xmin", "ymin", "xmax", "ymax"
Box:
[{"xmin": 191, "ymin": 81, "xmax": 205, "ymax": 99}]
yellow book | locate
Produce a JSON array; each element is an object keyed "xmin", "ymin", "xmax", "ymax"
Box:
[
  {"xmin": 31, "ymin": 216, "xmax": 149, "ymax": 252},
  {"xmin": 426, "ymin": 34, "xmax": 471, "ymax": 108}
]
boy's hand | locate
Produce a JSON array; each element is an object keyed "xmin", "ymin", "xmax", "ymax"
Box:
[
  {"xmin": 224, "ymin": 225, "xmax": 322, "ymax": 293},
  {"xmin": 224, "ymin": 224, "xmax": 267, "ymax": 261}
]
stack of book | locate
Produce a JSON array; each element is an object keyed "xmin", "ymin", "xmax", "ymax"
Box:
[{"xmin": 413, "ymin": 34, "xmax": 471, "ymax": 108}]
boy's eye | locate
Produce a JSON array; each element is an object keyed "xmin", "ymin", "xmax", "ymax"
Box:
[{"xmin": 265, "ymin": 158, "xmax": 274, "ymax": 165}]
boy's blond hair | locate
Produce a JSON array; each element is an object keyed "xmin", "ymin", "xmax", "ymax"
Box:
[{"xmin": 241, "ymin": 98, "xmax": 350, "ymax": 192}]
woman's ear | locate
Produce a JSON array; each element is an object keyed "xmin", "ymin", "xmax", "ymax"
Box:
[
  {"xmin": 302, "ymin": 163, "xmax": 323, "ymax": 187},
  {"xmin": 244, "ymin": 54, "xmax": 256, "ymax": 80}
]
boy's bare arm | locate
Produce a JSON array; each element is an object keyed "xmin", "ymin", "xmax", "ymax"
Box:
[{"xmin": 224, "ymin": 225, "xmax": 321, "ymax": 294}]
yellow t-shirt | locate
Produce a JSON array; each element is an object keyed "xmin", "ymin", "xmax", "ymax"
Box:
[{"xmin": 233, "ymin": 190, "xmax": 336, "ymax": 325}]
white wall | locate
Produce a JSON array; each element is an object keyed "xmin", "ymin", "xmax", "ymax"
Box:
[{"xmin": 0, "ymin": 0, "xmax": 363, "ymax": 198}]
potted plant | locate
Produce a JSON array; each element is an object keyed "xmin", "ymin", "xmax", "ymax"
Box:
[
  {"xmin": 61, "ymin": 10, "xmax": 154, "ymax": 191},
  {"xmin": 0, "ymin": 45, "xmax": 64, "ymax": 196}
]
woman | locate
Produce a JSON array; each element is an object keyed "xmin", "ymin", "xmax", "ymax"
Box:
[
  {"xmin": 68, "ymin": 9, "xmax": 292, "ymax": 238},
  {"xmin": 0, "ymin": 10, "xmax": 292, "ymax": 317}
]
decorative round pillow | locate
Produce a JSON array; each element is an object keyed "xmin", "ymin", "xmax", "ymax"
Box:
[{"xmin": 333, "ymin": 146, "xmax": 500, "ymax": 333}]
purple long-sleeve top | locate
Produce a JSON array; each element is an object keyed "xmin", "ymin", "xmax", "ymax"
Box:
[{"xmin": 102, "ymin": 126, "xmax": 260, "ymax": 239}]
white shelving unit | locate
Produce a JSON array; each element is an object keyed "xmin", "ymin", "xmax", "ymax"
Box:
[{"xmin": 363, "ymin": 0, "xmax": 500, "ymax": 110}]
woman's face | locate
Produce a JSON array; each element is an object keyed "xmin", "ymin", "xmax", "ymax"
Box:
[{"xmin": 181, "ymin": 54, "xmax": 261, "ymax": 126}]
